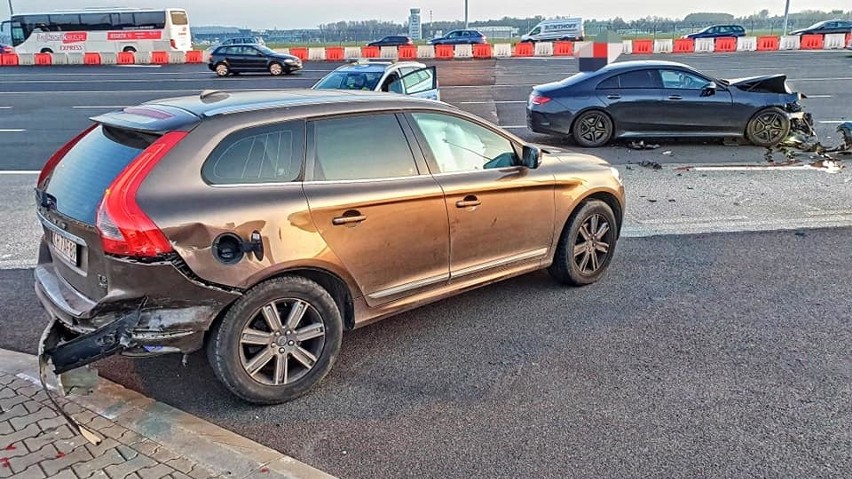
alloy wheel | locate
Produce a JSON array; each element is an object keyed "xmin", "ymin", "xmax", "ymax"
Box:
[
  {"xmin": 216, "ymin": 64, "xmax": 229, "ymax": 77},
  {"xmin": 239, "ymin": 299, "xmax": 326, "ymax": 386},
  {"xmin": 270, "ymin": 63, "xmax": 283, "ymax": 76},
  {"xmin": 578, "ymin": 114, "xmax": 610, "ymax": 144},
  {"xmin": 751, "ymin": 112, "xmax": 787, "ymax": 144},
  {"xmin": 573, "ymin": 214, "xmax": 612, "ymax": 275}
]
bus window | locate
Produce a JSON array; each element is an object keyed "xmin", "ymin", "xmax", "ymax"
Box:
[
  {"xmin": 133, "ymin": 12, "xmax": 166, "ymax": 30},
  {"xmin": 78, "ymin": 13, "xmax": 111, "ymax": 31},
  {"xmin": 11, "ymin": 23, "xmax": 24, "ymax": 46},
  {"xmin": 49, "ymin": 14, "xmax": 82, "ymax": 32},
  {"xmin": 111, "ymin": 13, "xmax": 135, "ymax": 30},
  {"xmin": 170, "ymin": 11, "xmax": 188, "ymax": 26}
]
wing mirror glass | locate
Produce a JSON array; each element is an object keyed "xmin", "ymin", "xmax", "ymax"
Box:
[{"xmin": 521, "ymin": 145, "xmax": 542, "ymax": 169}]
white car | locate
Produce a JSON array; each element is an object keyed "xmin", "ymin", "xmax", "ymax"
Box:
[{"xmin": 312, "ymin": 60, "xmax": 440, "ymax": 101}]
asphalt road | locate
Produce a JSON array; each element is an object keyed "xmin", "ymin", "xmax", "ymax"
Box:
[
  {"xmin": 0, "ymin": 50, "xmax": 850, "ymax": 170},
  {"xmin": 2, "ymin": 229, "xmax": 851, "ymax": 478},
  {"xmin": 1, "ymin": 51, "xmax": 852, "ymax": 478}
]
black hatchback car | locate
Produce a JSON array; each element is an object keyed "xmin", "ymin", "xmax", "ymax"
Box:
[
  {"xmin": 790, "ymin": 20, "xmax": 852, "ymax": 36},
  {"xmin": 208, "ymin": 45, "xmax": 302, "ymax": 77},
  {"xmin": 367, "ymin": 35, "xmax": 413, "ymax": 47}
]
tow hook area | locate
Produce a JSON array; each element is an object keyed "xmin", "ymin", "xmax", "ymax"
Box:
[{"xmin": 37, "ymin": 307, "xmax": 144, "ymax": 445}]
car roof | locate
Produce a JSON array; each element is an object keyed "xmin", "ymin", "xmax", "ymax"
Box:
[
  {"xmin": 332, "ymin": 61, "xmax": 425, "ymax": 73},
  {"xmin": 145, "ymin": 89, "xmax": 443, "ymax": 118},
  {"xmin": 601, "ymin": 60, "xmax": 694, "ymax": 73},
  {"xmin": 91, "ymin": 90, "xmax": 455, "ymax": 133}
]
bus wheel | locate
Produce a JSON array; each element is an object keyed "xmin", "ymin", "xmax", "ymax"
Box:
[
  {"xmin": 40, "ymin": 48, "xmax": 53, "ymax": 54},
  {"xmin": 122, "ymin": 47, "xmax": 137, "ymax": 53}
]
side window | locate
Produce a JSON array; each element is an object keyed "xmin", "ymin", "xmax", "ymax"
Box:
[
  {"xmin": 529, "ymin": 27, "xmax": 541, "ymax": 35},
  {"xmin": 447, "ymin": 31, "xmax": 459, "ymax": 38},
  {"xmin": 312, "ymin": 115, "xmax": 418, "ymax": 181},
  {"xmin": 617, "ymin": 70, "xmax": 660, "ymax": 89},
  {"xmin": 660, "ymin": 70, "xmax": 711, "ymax": 90},
  {"xmin": 402, "ymin": 68, "xmax": 435, "ymax": 94},
  {"xmin": 202, "ymin": 121, "xmax": 304, "ymax": 185},
  {"xmin": 410, "ymin": 112, "xmax": 519, "ymax": 174},
  {"xmin": 597, "ymin": 76, "xmax": 619, "ymax": 89}
]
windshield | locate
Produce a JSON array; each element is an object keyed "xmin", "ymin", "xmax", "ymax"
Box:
[
  {"xmin": 314, "ymin": 71, "xmax": 383, "ymax": 91},
  {"xmin": 256, "ymin": 45, "xmax": 277, "ymax": 55}
]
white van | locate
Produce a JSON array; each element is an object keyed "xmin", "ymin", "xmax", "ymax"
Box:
[{"xmin": 521, "ymin": 18, "xmax": 584, "ymax": 42}]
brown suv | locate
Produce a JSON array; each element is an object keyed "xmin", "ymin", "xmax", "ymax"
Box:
[{"xmin": 35, "ymin": 90, "xmax": 625, "ymax": 406}]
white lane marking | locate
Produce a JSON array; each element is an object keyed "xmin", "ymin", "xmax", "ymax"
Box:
[
  {"xmin": 0, "ymin": 87, "xmax": 312, "ymax": 95},
  {"xmin": 72, "ymin": 106, "xmax": 128, "ymax": 109},
  {"xmin": 689, "ymin": 164, "xmax": 842, "ymax": 173},
  {"xmin": 0, "ymin": 170, "xmax": 39, "ymax": 174},
  {"xmin": 819, "ymin": 121, "xmax": 847, "ymax": 124},
  {"xmin": 0, "ymin": 106, "xmax": 11, "ymax": 109},
  {"xmin": 805, "ymin": 95, "xmax": 832, "ymax": 98},
  {"xmin": 0, "ymin": 129, "xmax": 25, "ymax": 132}
]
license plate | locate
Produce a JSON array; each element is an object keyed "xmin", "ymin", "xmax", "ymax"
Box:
[{"xmin": 51, "ymin": 232, "xmax": 78, "ymax": 266}]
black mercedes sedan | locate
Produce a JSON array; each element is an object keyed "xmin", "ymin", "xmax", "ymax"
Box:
[
  {"xmin": 527, "ymin": 60, "xmax": 804, "ymax": 148},
  {"xmin": 208, "ymin": 45, "xmax": 303, "ymax": 77}
]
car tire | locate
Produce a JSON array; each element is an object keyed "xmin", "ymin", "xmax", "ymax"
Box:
[
  {"xmin": 207, "ymin": 276, "xmax": 343, "ymax": 404},
  {"xmin": 269, "ymin": 62, "xmax": 284, "ymax": 76},
  {"xmin": 214, "ymin": 62, "xmax": 230, "ymax": 77},
  {"xmin": 548, "ymin": 199, "xmax": 618, "ymax": 286},
  {"xmin": 572, "ymin": 110, "xmax": 614, "ymax": 148},
  {"xmin": 746, "ymin": 107, "xmax": 791, "ymax": 147}
]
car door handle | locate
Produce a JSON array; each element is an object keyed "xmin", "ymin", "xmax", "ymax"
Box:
[
  {"xmin": 456, "ymin": 195, "xmax": 481, "ymax": 208},
  {"xmin": 606, "ymin": 94, "xmax": 621, "ymax": 100},
  {"xmin": 668, "ymin": 95, "xmax": 683, "ymax": 100},
  {"xmin": 332, "ymin": 211, "xmax": 367, "ymax": 226}
]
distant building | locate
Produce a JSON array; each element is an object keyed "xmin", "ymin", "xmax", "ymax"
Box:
[
  {"xmin": 409, "ymin": 8, "xmax": 422, "ymax": 40},
  {"xmin": 192, "ymin": 26, "xmax": 252, "ymax": 43}
]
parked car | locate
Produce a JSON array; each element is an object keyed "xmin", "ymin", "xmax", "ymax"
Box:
[
  {"xmin": 35, "ymin": 90, "xmax": 624, "ymax": 407},
  {"xmin": 429, "ymin": 30, "xmax": 487, "ymax": 45},
  {"xmin": 312, "ymin": 59, "xmax": 439, "ymax": 100},
  {"xmin": 0, "ymin": 43, "xmax": 13, "ymax": 54},
  {"xmin": 683, "ymin": 24, "xmax": 746, "ymax": 39},
  {"xmin": 367, "ymin": 35, "xmax": 413, "ymax": 47},
  {"xmin": 208, "ymin": 45, "xmax": 302, "ymax": 77},
  {"xmin": 521, "ymin": 18, "xmax": 584, "ymax": 42},
  {"xmin": 220, "ymin": 36, "xmax": 265, "ymax": 47},
  {"xmin": 527, "ymin": 60, "xmax": 805, "ymax": 148},
  {"xmin": 790, "ymin": 20, "xmax": 852, "ymax": 36}
]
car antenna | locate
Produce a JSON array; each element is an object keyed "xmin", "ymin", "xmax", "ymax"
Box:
[{"xmin": 200, "ymin": 90, "xmax": 230, "ymax": 102}]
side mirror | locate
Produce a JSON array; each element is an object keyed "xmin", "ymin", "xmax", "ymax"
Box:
[
  {"xmin": 701, "ymin": 82, "xmax": 718, "ymax": 97},
  {"xmin": 521, "ymin": 145, "xmax": 542, "ymax": 169}
]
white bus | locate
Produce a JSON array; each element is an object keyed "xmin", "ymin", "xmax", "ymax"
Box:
[{"xmin": 0, "ymin": 7, "xmax": 191, "ymax": 54}]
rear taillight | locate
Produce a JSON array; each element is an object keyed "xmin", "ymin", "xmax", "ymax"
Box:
[
  {"xmin": 530, "ymin": 94, "xmax": 551, "ymax": 106},
  {"xmin": 170, "ymin": 39, "xmax": 177, "ymax": 49},
  {"xmin": 96, "ymin": 131, "xmax": 187, "ymax": 258},
  {"xmin": 38, "ymin": 123, "xmax": 98, "ymax": 189}
]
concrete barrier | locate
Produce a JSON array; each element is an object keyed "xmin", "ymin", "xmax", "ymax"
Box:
[
  {"xmin": 136, "ymin": 51, "xmax": 152, "ymax": 64},
  {"xmin": 737, "ymin": 36, "xmax": 757, "ymax": 51},
  {"xmin": 780, "ymin": 35, "xmax": 801, "ymax": 50},
  {"xmin": 101, "ymin": 52, "xmax": 117, "ymax": 65},
  {"xmin": 534, "ymin": 42, "xmax": 553, "ymax": 56},
  {"xmin": 417, "ymin": 45, "xmax": 435, "ymax": 59},
  {"xmin": 167, "ymin": 51, "xmax": 184, "ymax": 64},
  {"xmin": 308, "ymin": 47, "xmax": 326, "ymax": 61},
  {"xmin": 695, "ymin": 38, "xmax": 715, "ymax": 53},
  {"xmin": 454, "ymin": 44, "xmax": 473, "ymax": 58},
  {"xmin": 574, "ymin": 41, "xmax": 591, "ymax": 55},
  {"xmin": 344, "ymin": 47, "xmax": 361, "ymax": 59},
  {"xmin": 50, "ymin": 53, "xmax": 68, "ymax": 65},
  {"xmin": 824, "ymin": 33, "xmax": 846, "ymax": 49},
  {"xmin": 654, "ymin": 39, "xmax": 673, "ymax": 54},
  {"xmin": 380, "ymin": 46, "xmax": 399, "ymax": 59},
  {"xmin": 66, "ymin": 52, "xmax": 84, "ymax": 65},
  {"xmin": 493, "ymin": 43, "xmax": 512, "ymax": 58},
  {"xmin": 622, "ymin": 40, "xmax": 633, "ymax": 54},
  {"xmin": 17, "ymin": 53, "xmax": 34, "ymax": 66}
]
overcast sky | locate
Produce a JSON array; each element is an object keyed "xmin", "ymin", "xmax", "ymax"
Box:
[{"xmin": 8, "ymin": 1, "xmax": 850, "ymax": 29}]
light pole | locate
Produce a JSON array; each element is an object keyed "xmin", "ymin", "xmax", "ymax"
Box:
[
  {"xmin": 464, "ymin": 0, "xmax": 468, "ymax": 29},
  {"xmin": 782, "ymin": 0, "xmax": 790, "ymax": 35},
  {"xmin": 7, "ymin": 0, "xmax": 13, "ymax": 15}
]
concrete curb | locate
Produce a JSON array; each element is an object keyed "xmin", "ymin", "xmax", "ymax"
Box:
[{"xmin": 0, "ymin": 348, "xmax": 336, "ymax": 479}]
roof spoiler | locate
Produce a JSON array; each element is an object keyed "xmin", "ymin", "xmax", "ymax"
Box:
[{"xmin": 90, "ymin": 105, "xmax": 201, "ymax": 134}]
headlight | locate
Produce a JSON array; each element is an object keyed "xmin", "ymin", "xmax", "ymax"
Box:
[
  {"xmin": 284, "ymin": 58, "xmax": 296, "ymax": 64},
  {"xmin": 610, "ymin": 167, "xmax": 623, "ymax": 184}
]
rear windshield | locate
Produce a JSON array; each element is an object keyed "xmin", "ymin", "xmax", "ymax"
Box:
[
  {"xmin": 45, "ymin": 125, "xmax": 154, "ymax": 224},
  {"xmin": 170, "ymin": 11, "xmax": 188, "ymax": 26}
]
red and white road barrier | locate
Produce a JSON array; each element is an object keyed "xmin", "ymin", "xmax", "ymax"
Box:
[{"xmin": 0, "ymin": 33, "xmax": 849, "ymax": 68}]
